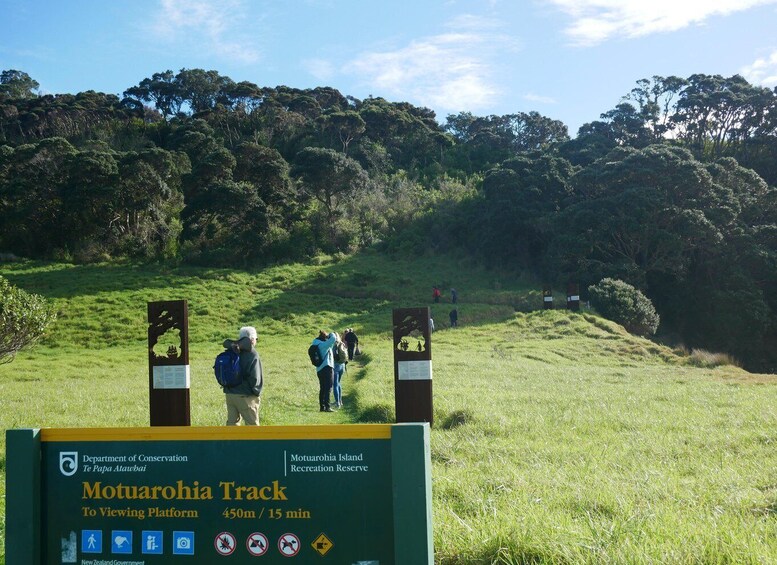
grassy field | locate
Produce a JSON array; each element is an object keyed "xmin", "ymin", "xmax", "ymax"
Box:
[{"xmin": 1, "ymin": 252, "xmax": 776, "ymax": 564}]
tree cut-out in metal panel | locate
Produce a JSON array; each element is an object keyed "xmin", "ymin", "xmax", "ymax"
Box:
[
  {"xmin": 393, "ymin": 308, "xmax": 431, "ymax": 360},
  {"xmin": 148, "ymin": 302, "xmax": 187, "ymax": 363}
]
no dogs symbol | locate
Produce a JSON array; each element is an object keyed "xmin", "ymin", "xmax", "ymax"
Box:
[
  {"xmin": 278, "ymin": 533, "xmax": 300, "ymax": 556},
  {"xmin": 247, "ymin": 532, "xmax": 269, "ymax": 556}
]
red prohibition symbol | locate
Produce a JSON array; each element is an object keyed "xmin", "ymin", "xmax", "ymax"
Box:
[
  {"xmin": 247, "ymin": 532, "xmax": 269, "ymax": 556},
  {"xmin": 215, "ymin": 532, "xmax": 237, "ymax": 555},
  {"xmin": 278, "ymin": 533, "xmax": 300, "ymax": 556}
]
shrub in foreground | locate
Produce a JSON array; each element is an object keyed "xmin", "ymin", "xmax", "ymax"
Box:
[
  {"xmin": 0, "ymin": 275, "xmax": 56, "ymax": 363},
  {"xmin": 588, "ymin": 278, "xmax": 659, "ymax": 337}
]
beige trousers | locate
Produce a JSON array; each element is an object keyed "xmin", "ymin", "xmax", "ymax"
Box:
[{"xmin": 225, "ymin": 394, "xmax": 261, "ymax": 425}]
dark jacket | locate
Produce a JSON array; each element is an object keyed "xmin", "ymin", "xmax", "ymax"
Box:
[
  {"xmin": 222, "ymin": 337, "xmax": 263, "ymax": 396},
  {"xmin": 344, "ymin": 331, "xmax": 359, "ymax": 346}
]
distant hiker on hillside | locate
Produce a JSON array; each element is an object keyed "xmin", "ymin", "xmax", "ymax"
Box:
[
  {"xmin": 449, "ymin": 308, "xmax": 458, "ymax": 328},
  {"xmin": 432, "ymin": 286, "xmax": 441, "ymax": 303},
  {"xmin": 311, "ymin": 330, "xmax": 336, "ymax": 412},
  {"xmin": 222, "ymin": 326, "xmax": 263, "ymax": 425},
  {"xmin": 344, "ymin": 327, "xmax": 359, "ymax": 360},
  {"xmin": 429, "ymin": 315, "xmax": 435, "ymax": 332},
  {"xmin": 451, "ymin": 288, "xmax": 458, "ymax": 304},
  {"xmin": 333, "ymin": 333, "xmax": 348, "ymax": 409}
]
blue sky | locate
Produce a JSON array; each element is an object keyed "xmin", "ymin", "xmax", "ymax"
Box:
[{"xmin": 2, "ymin": 0, "xmax": 777, "ymax": 134}]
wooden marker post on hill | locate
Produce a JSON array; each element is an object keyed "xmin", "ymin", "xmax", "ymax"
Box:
[
  {"xmin": 567, "ymin": 283, "xmax": 580, "ymax": 311},
  {"xmin": 147, "ymin": 300, "xmax": 190, "ymax": 426},
  {"xmin": 543, "ymin": 285, "xmax": 554, "ymax": 310},
  {"xmin": 393, "ymin": 307, "xmax": 433, "ymax": 426}
]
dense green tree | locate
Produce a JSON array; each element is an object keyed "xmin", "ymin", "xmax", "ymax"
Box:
[
  {"xmin": 444, "ymin": 111, "xmax": 569, "ymax": 172},
  {"xmin": 232, "ymin": 142, "xmax": 296, "ymax": 213},
  {"xmin": 176, "ymin": 68, "xmax": 234, "ymax": 114},
  {"xmin": 597, "ymin": 102, "xmax": 656, "ymax": 147},
  {"xmin": 357, "ymin": 97, "xmax": 445, "ymax": 170},
  {"xmin": 550, "ymin": 146, "xmax": 730, "ymax": 283},
  {"xmin": 291, "ymin": 147, "xmax": 369, "ymax": 249},
  {"xmin": 557, "ymin": 126, "xmax": 617, "ymax": 166},
  {"xmin": 672, "ymin": 74, "xmax": 773, "ymax": 157},
  {"xmin": 308, "ymin": 86, "xmax": 350, "ymax": 113},
  {"xmin": 0, "ymin": 138, "xmax": 76, "ymax": 256},
  {"xmin": 180, "ymin": 179, "xmax": 271, "ymax": 265},
  {"xmin": 113, "ymin": 149, "xmax": 185, "ymax": 258},
  {"xmin": 625, "ymin": 75, "xmax": 687, "ymax": 138},
  {"xmin": 478, "ymin": 154, "xmax": 575, "ymax": 269},
  {"xmin": 124, "ymin": 70, "xmax": 184, "ymax": 118},
  {"xmin": 0, "ymin": 69, "xmax": 39, "ymax": 99},
  {"xmin": 318, "ymin": 111, "xmax": 366, "ymax": 154},
  {"xmin": 60, "ymin": 150, "xmax": 120, "ymax": 253}
]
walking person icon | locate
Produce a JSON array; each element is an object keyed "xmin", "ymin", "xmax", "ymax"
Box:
[{"xmin": 81, "ymin": 530, "xmax": 102, "ymax": 554}]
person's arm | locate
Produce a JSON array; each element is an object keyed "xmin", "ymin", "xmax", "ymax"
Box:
[{"xmin": 246, "ymin": 352, "xmax": 262, "ymax": 396}]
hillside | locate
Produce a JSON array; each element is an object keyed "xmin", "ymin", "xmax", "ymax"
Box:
[
  {"xmin": 3, "ymin": 71, "xmax": 777, "ymax": 372},
  {"xmin": 1, "ymin": 253, "xmax": 776, "ymax": 563}
]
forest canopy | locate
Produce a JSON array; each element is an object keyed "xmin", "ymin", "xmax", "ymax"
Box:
[{"xmin": 1, "ymin": 68, "xmax": 776, "ymax": 371}]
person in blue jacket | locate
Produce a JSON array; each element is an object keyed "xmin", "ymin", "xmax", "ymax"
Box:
[{"xmin": 311, "ymin": 330, "xmax": 337, "ymax": 412}]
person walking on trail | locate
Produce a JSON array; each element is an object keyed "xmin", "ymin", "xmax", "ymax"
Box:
[
  {"xmin": 451, "ymin": 288, "xmax": 458, "ymax": 304},
  {"xmin": 449, "ymin": 308, "xmax": 458, "ymax": 328},
  {"xmin": 222, "ymin": 326, "xmax": 263, "ymax": 425},
  {"xmin": 432, "ymin": 286, "xmax": 441, "ymax": 303},
  {"xmin": 333, "ymin": 333, "xmax": 348, "ymax": 409},
  {"xmin": 344, "ymin": 327, "xmax": 359, "ymax": 360},
  {"xmin": 312, "ymin": 330, "xmax": 337, "ymax": 412}
]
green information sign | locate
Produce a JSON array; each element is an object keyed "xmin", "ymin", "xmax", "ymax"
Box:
[{"xmin": 6, "ymin": 424, "xmax": 432, "ymax": 565}]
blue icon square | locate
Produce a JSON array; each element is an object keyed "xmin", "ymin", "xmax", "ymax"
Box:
[
  {"xmin": 82, "ymin": 530, "xmax": 102, "ymax": 553},
  {"xmin": 111, "ymin": 530, "xmax": 133, "ymax": 554},
  {"xmin": 141, "ymin": 531, "xmax": 164, "ymax": 555},
  {"xmin": 172, "ymin": 531, "xmax": 195, "ymax": 555}
]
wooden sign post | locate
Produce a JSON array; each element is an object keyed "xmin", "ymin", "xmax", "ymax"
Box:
[
  {"xmin": 543, "ymin": 285, "xmax": 554, "ymax": 310},
  {"xmin": 147, "ymin": 300, "xmax": 190, "ymax": 426},
  {"xmin": 393, "ymin": 307, "xmax": 433, "ymax": 426},
  {"xmin": 567, "ymin": 283, "xmax": 580, "ymax": 311}
]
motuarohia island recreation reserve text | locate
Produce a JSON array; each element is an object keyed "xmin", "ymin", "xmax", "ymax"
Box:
[
  {"xmin": 288, "ymin": 452, "xmax": 365, "ymax": 462},
  {"xmin": 287, "ymin": 451, "xmax": 370, "ymax": 473}
]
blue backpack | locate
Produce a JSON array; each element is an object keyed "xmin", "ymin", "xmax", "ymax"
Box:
[{"xmin": 214, "ymin": 349, "xmax": 242, "ymax": 387}]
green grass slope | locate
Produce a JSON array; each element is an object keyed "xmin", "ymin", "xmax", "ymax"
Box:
[{"xmin": 1, "ymin": 252, "xmax": 776, "ymax": 564}]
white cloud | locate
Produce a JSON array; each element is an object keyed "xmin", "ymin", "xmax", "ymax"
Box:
[
  {"xmin": 150, "ymin": 0, "xmax": 260, "ymax": 64},
  {"xmin": 342, "ymin": 18, "xmax": 517, "ymax": 114},
  {"xmin": 524, "ymin": 92, "xmax": 558, "ymax": 104},
  {"xmin": 546, "ymin": 0, "xmax": 777, "ymax": 46},
  {"xmin": 302, "ymin": 58, "xmax": 336, "ymax": 83},
  {"xmin": 741, "ymin": 50, "xmax": 777, "ymax": 86}
]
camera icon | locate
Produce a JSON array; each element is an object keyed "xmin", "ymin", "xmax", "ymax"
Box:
[{"xmin": 172, "ymin": 532, "xmax": 194, "ymax": 555}]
